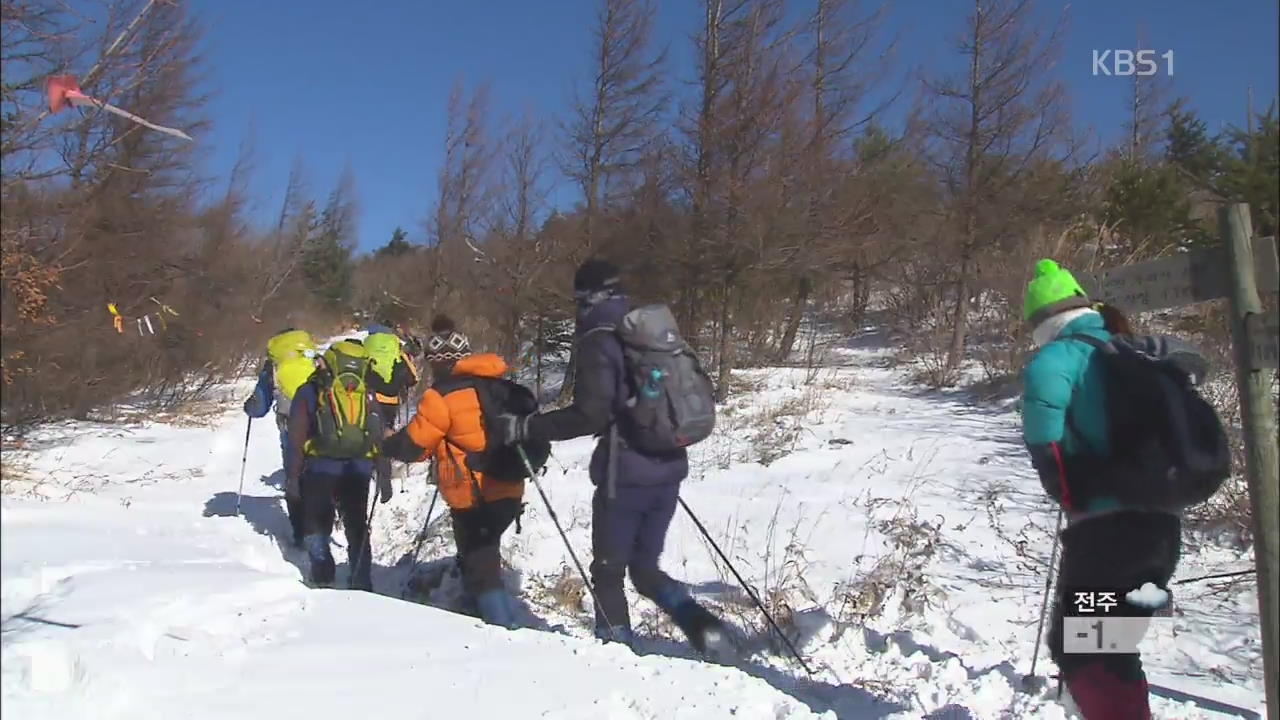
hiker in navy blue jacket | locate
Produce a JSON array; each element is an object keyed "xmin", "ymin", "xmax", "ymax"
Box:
[{"xmin": 495, "ymin": 259, "xmax": 727, "ymax": 652}]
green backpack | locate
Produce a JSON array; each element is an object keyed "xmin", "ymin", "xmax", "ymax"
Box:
[{"xmin": 307, "ymin": 341, "xmax": 381, "ymax": 459}]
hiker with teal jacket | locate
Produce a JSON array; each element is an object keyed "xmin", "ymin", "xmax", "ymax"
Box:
[{"xmin": 1021, "ymin": 259, "xmax": 1222, "ymax": 720}]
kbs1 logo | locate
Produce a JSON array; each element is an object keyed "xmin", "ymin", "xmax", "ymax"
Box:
[{"xmin": 1092, "ymin": 49, "xmax": 1174, "ymax": 77}]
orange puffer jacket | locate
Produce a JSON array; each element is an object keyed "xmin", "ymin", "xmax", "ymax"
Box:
[{"xmin": 403, "ymin": 353, "xmax": 524, "ymax": 510}]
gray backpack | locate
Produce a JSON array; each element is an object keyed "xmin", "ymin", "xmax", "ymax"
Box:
[{"xmin": 590, "ymin": 304, "xmax": 716, "ymax": 453}]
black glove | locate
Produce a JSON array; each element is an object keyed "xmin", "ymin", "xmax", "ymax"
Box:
[
  {"xmin": 381, "ymin": 430, "xmax": 426, "ymax": 464},
  {"xmin": 243, "ymin": 397, "xmax": 256, "ymax": 416},
  {"xmin": 494, "ymin": 413, "xmax": 531, "ymax": 447}
]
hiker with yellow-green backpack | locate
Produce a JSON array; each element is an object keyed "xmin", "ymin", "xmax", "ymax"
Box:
[
  {"xmin": 363, "ymin": 323, "xmax": 421, "ymax": 430},
  {"xmin": 285, "ymin": 340, "xmax": 393, "ymax": 590},
  {"xmin": 244, "ymin": 328, "xmax": 321, "ymax": 546},
  {"xmin": 364, "ymin": 324, "xmax": 421, "ymax": 490}
]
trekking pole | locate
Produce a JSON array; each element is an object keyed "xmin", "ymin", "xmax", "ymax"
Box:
[
  {"xmin": 1023, "ymin": 506, "xmax": 1064, "ymax": 692},
  {"xmin": 406, "ymin": 483, "xmax": 441, "ymax": 565},
  {"xmin": 1174, "ymin": 568, "xmax": 1256, "ymax": 585},
  {"xmin": 350, "ymin": 480, "xmax": 379, "ymax": 589},
  {"xmin": 234, "ymin": 417, "xmax": 253, "ymax": 516},
  {"xmin": 514, "ymin": 444, "xmax": 617, "ymax": 640},
  {"xmin": 677, "ymin": 497, "xmax": 815, "ymax": 676},
  {"xmin": 401, "ymin": 462, "xmax": 441, "ymax": 599}
]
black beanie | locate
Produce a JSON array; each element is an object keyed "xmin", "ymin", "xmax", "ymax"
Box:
[{"xmin": 574, "ymin": 259, "xmax": 623, "ymax": 295}]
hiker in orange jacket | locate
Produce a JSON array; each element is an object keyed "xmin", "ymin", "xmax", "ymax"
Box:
[{"xmin": 382, "ymin": 315, "xmax": 524, "ymax": 629}]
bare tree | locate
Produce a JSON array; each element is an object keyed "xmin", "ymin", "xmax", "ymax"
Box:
[
  {"xmin": 923, "ymin": 0, "xmax": 1071, "ymax": 378},
  {"xmin": 564, "ymin": 0, "xmax": 667, "ymax": 253},
  {"xmin": 430, "ymin": 81, "xmax": 495, "ymax": 313},
  {"xmin": 485, "ymin": 112, "xmax": 557, "ymax": 360},
  {"xmin": 687, "ymin": 0, "xmax": 794, "ymax": 399},
  {"xmin": 1125, "ymin": 27, "xmax": 1173, "ymax": 164},
  {"xmin": 774, "ymin": 0, "xmax": 896, "ymax": 360}
]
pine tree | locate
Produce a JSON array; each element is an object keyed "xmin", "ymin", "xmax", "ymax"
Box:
[
  {"xmin": 376, "ymin": 227, "xmax": 413, "ymax": 258},
  {"xmin": 302, "ymin": 170, "xmax": 358, "ymax": 308}
]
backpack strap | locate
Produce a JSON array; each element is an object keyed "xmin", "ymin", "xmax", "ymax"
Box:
[
  {"xmin": 582, "ymin": 324, "xmax": 616, "ymax": 336},
  {"xmin": 1064, "ymin": 333, "xmax": 1115, "ymax": 353},
  {"xmin": 1062, "ymin": 333, "xmax": 1113, "ymax": 456}
]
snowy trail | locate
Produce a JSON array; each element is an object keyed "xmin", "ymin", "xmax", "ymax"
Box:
[
  {"xmin": 2, "ymin": 341, "xmax": 1266, "ymax": 719},
  {"xmin": 2, "ymin": 401, "xmax": 831, "ymax": 719}
]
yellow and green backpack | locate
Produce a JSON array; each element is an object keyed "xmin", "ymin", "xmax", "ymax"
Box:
[
  {"xmin": 307, "ymin": 341, "xmax": 381, "ymax": 459},
  {"xmin": 364, "ymin": 332, "xmax": 401, "ymax": 384},
  {"xmin": 267, "ymin": 330, "xmax": 317, "ymax": 402}
]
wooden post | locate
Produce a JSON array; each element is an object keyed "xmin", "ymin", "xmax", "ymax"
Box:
[{"xmin": 1222, "ymin": 203, "xmax": 1280, "ymax": 720}]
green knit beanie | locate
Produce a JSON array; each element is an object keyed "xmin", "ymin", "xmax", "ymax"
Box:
[{"xmin": 1023, "ymin": 259, "xmax": 1090, "ymax": 326}]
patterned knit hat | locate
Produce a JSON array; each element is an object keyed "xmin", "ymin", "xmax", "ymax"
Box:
[
  {"xmin": 425, "ymin": 314, "xmax": 471, "ymax": 363},
  {"xmin": 1023, "ymin": 259, "xmax": 1091, "ymax": 327}
]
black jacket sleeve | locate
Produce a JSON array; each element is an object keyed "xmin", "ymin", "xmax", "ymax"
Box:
[
  {"xmin": 286, "ymin": 387, "xmax": 313, "ymax": 482},
  {"xmin": 527, "ymin": 332, "xmax": 618, "ymax": 443}
]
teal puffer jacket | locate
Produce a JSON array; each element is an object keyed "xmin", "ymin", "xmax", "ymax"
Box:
[{"xmin": 1021, "ymin": 312, "xmax": 1114, "ymax": 512}]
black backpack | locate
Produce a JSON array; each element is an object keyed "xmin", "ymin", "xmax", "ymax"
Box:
[
  {"xmin": 587, "ymin": 304, "xmax": 717, "ymax": 454},
  {"xmin": 1067, "ymin": 333, "xmax": 1230, "ymax": 510},
  {"xmin": 434, "ymin": 375, "xmax": 550, "ymax": 482}
]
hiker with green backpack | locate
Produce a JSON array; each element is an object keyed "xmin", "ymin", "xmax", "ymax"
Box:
[
  {"xmin": 364, "ymin": 326, "xmax": 421, "ymax": 488},
  {"xmin": 364, "ymin": 324, "xmax": 421, "ymax": 429},
  {"xmin": 285, "ymin": 340, "xmax": 394, "ymax": 590},
  {"xmin": 1020, "ymin": 259, "xmax": 1229, "ymax": 719}
]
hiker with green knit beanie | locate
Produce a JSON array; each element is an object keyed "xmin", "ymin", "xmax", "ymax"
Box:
[
  {"xmin": 1023, "ymin": 259, "xmax": 1094, "ymax": 347},
  {"xmin": 1019, "ymin": 258, "xmax": 1219, "ymax": 720}
]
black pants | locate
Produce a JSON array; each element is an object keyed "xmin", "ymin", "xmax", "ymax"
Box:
[
  {"xmin": 590, "ymin": 482, "xmax": 688, "ymax": 632},
  {"xmin": 1048, "ymin": 510, "xmax": 1182, "ymax": 682},
  {"xmin": 275, "ymin": 413, "xmax": 304, "ymax": 543},
  {"xmin": 375, "ymin": 402, "xmax": 400, "ymax": 485},
  {"xmin": 301, "ymin": 469, "xmax": 373, "ymax": 588},
  {"xmin": 451, "ymin": 499, "xmax": 522, "ymax": 597}
]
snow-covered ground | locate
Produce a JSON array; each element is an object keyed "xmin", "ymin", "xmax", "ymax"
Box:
[{"xmin": 1, "ymin": 335, "xmax": 1265, "ymax": 719}]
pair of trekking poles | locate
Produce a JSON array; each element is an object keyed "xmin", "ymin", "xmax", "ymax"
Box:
[{"xmin": 510, "ymin": 445, "xmax": 815, "ymax": 674}]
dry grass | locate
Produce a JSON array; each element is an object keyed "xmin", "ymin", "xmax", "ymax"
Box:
[
  {"xmin": 546, "ymin": 565, "xmax": 588, "ymax": 614},
  {"xmin": 703, "ymin": 369, "xmax": 840, "ymax": 470},
  {"xmin": 832, "ymin": 508, "xmax": 947, "ymax": 623}
]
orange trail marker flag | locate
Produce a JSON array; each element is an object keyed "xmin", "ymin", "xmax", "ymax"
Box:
[{"xmin": 47, "ymin": 75, "xmax": 193, "ymax": 142}]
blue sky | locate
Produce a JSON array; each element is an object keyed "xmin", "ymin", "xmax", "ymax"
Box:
[{"xmin": 188, "ymin": 0, "xmax": 1279, "ymax": 253}]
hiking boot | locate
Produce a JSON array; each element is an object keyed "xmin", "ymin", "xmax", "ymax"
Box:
[
  {"xmin": 671, "ymin": 601, "xmax": 730, "ymax": 655},
  {"xmin": 476, "ymin": 589, "xmax": 519, "ymax": 630},
  {"xmin": 304, "ymin": 534, "xmax": 336, "ymax": 587},
  {"xmin": 595, "ymin": 624, "xmax": 634, "ymax": 647}
]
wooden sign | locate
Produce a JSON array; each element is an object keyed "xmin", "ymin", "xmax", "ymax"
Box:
[
  {"xmin": 1077, "ymin": 237, "xmax": 1279, "ymax": 313},
  {"xmin": 1249, "ymin": 310, "xmax": 1280, "ymax": 370}
]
